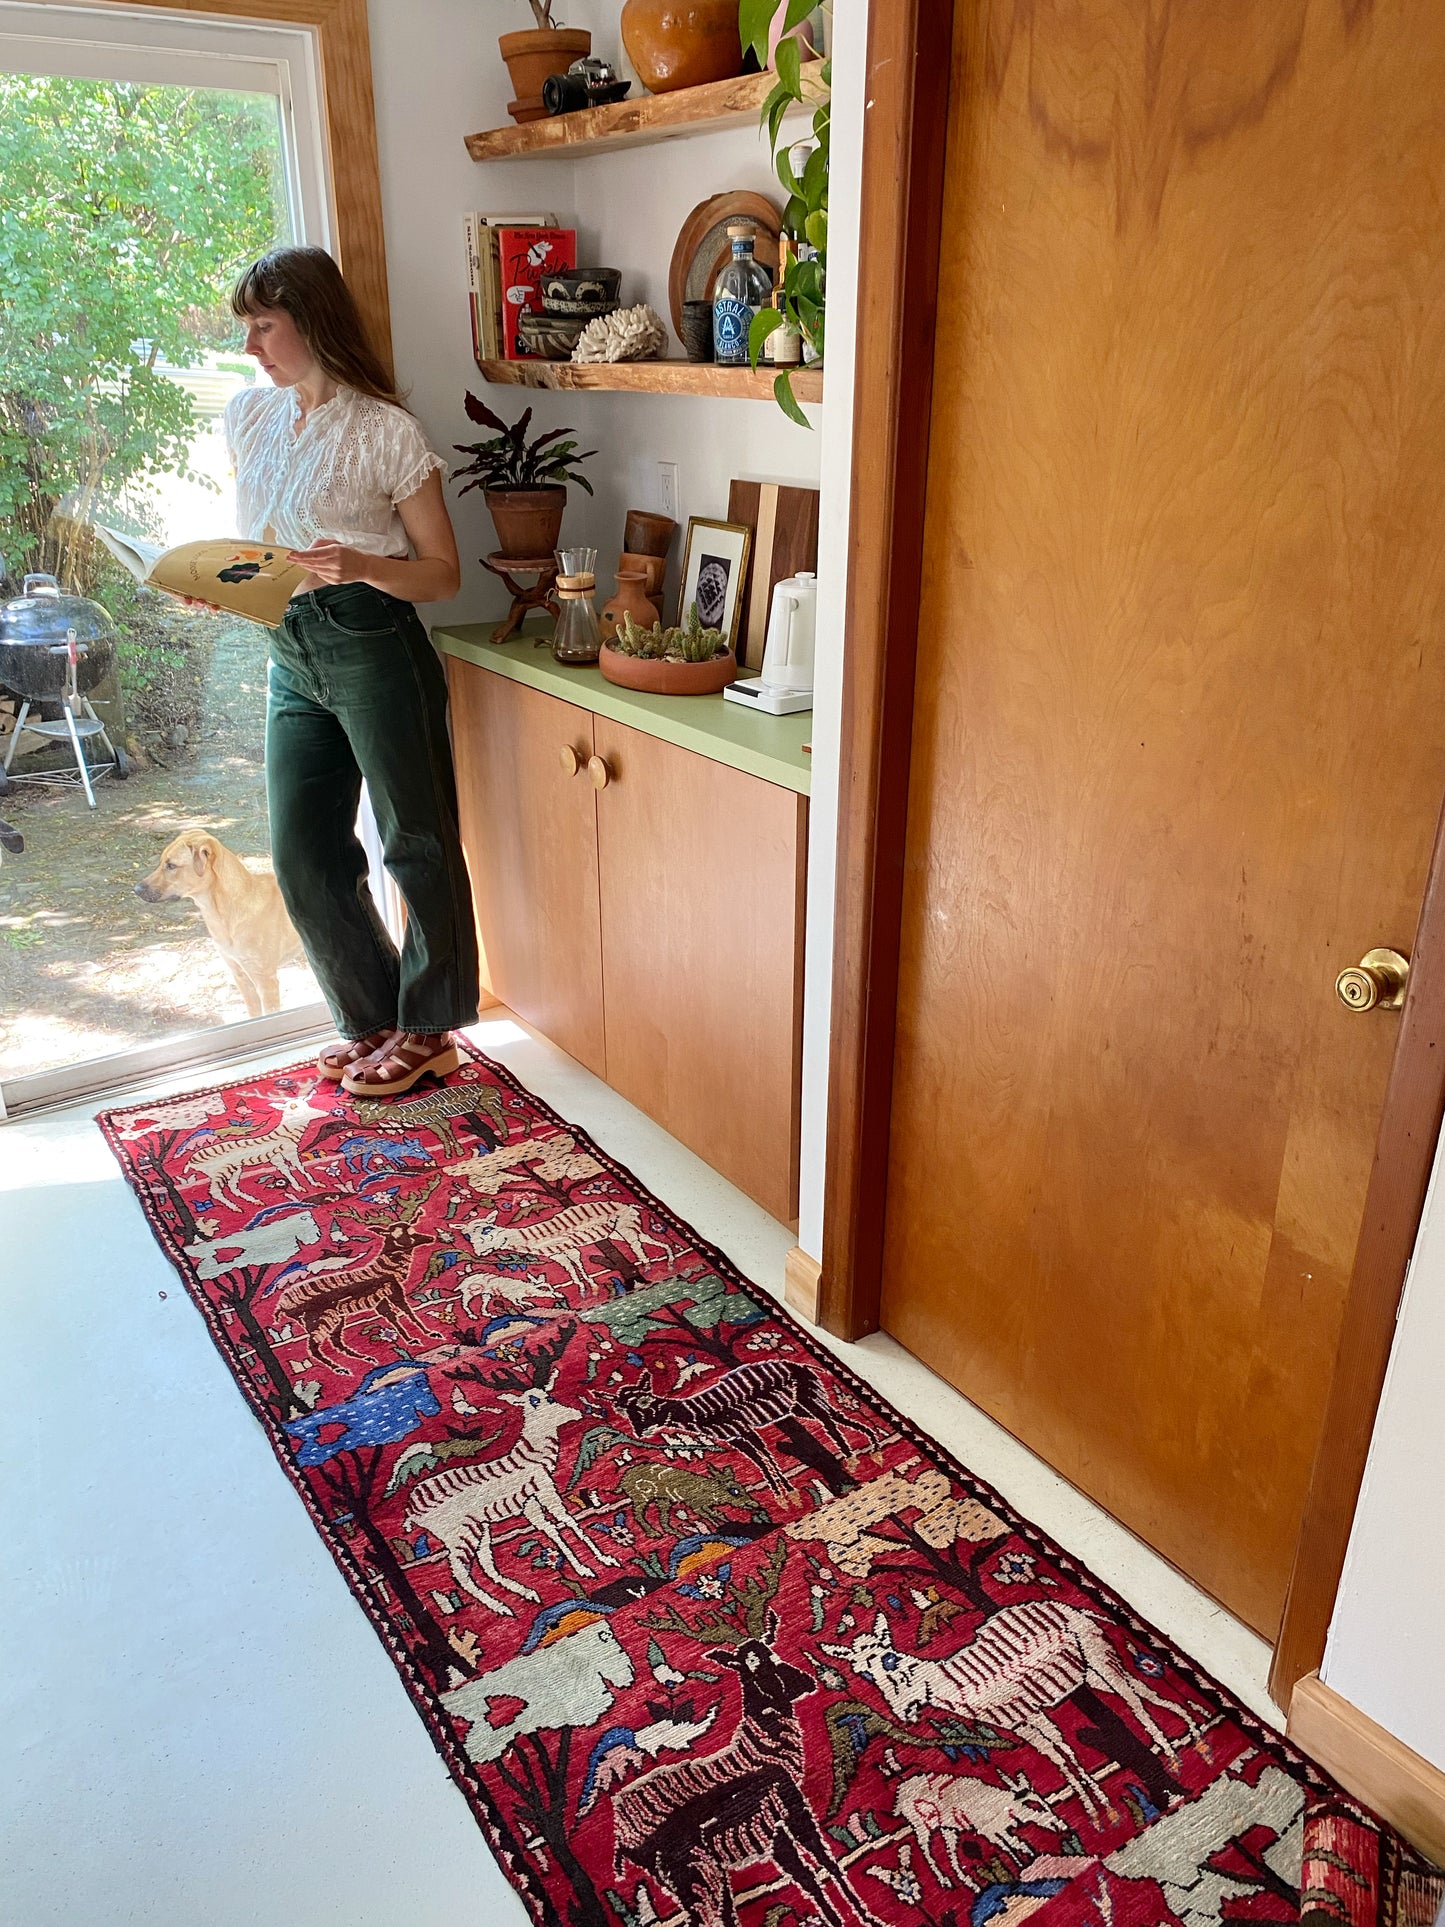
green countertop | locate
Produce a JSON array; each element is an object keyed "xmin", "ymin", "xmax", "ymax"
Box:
[{"xmin": 434, "ymin": 623, "xmax": 813, "ymax": 797}]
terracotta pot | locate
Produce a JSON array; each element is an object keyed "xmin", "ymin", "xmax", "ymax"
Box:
[
  {"xmin": 485, "ymin": 485, "xmax": 566, "ymax": 561},
  {"xmin": 623, "ymin": 509, "xmax": 677, "ymax": 557},
  {"xmin": 620, "ymin": 0, "xmax": 743, "ymax": 95},
  {"xmin": 498, "ymin": 27, "xmax": 591, "ymax": 118},
  {"xmin": 599, "ymin": 644, "xmax": 736, "ymax": 695},
  {"xmin": 619, "ymin": 549, "xmax": 667, "ymax": 599},
  {"xmin": 600, "ymin": 570, "xmax": 661, "ymax": 644}
]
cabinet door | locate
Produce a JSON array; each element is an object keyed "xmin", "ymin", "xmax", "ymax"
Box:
[
  {"xmin": 447, "ymin": 662, "xmax": 605, "ymax": 1077},
  {"xmin": 592, "ymin": 718, "xmax": 806, "ymax": 1221}
]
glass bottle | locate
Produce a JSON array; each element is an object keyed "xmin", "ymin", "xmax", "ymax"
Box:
[
  {"xmin": 552, "ymin": 548, "xmax": 600, "ymax": 664},
  {"xmin": 763, "ymin": 236, "xmax": 803, "ymax": 368},
  {"xmin": 713, "ymin": 225, "xmax": 773, "ymax": 368}
]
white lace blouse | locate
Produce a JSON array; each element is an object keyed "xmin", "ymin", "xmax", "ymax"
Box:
[{"xmin": 224, "ymin": 383, "xmax": 446, "ymax": 558}]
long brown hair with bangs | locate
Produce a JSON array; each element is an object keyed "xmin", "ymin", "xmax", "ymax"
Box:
[{"xmin": 231, "ymin": 246, "xmax": 405, "ymax": 406}]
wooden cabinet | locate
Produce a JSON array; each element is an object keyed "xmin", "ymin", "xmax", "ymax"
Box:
[
  {"xmin": 447, "ymin": 665, "xmax": 605, "ymax": 1077},
  {"xmin": 447, "ymin": 656, "xmax": 807, "ymax": 1221}
]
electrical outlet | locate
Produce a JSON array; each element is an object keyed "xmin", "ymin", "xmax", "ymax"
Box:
[{"xmin": 657, "ymin": 461, "xmax": 679, "ymax": 523}]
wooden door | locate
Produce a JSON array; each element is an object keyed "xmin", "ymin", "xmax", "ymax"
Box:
[
  {"xmin": 882, "ymin": 0, "xmax": 1445, "ymax": 1636},
  {"xmin": 447, "ymin": 663, "xmax": 605, "ymax": 1076},
  {"xmin": 592, "ymin": 719, "xmax": 806, "ymax": 1221}
]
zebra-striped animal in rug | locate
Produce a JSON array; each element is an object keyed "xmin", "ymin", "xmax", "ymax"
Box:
[
  {"xmin": 613, "ymin": 1632, "xmax": 859, "ymax": 1927},
  {"xmin": 457, "ymin": 1198, "xmax": 674, "ymax": 1303},
  {"xmin": 397, "ymin": 1366, "xmax": 618, "ymax": 1614},
  {"xmin": 446, "ymin": 1130, "xmax": 602, "ymax": 1199},
  {"xmin": 823, "ymin": 1603, "xmax": 1199, "ymax": 1818},
  {"xmin": 616, "ymin": 1359, "xmax": 870, "ymax": 1500},
  {"xmin": 351, "ymin": 1070, "xmax": 506, "ymax": 1156},
  {"xmin": 180, "ymin": 1092, "xmax": 326, "ymax": 1203}
]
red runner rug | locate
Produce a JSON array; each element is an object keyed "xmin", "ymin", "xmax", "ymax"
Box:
[{"xmin": 99, "ymin": 1050, "xmax": 1442, "ymax": 1927}]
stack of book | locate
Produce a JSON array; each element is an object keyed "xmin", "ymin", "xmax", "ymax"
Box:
[{"xmin": 465, "ymin": 214, "xmax": 577, "ymax": 362}]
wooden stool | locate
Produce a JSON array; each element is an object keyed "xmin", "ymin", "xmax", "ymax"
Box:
[{"xmin": 481, "ymin": 553, "xmax": 560, "ymax": 644}]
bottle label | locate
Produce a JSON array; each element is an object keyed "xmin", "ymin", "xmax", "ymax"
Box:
[{"xmin": 714, "ymin": 296, "xmax": 751, "ymax": 365}]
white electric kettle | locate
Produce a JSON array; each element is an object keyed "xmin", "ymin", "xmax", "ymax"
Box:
[{"xmin": 760, "ymin": 570, "xmax": 817, "ymax": 695}]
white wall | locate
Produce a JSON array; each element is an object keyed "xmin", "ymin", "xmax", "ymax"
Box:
[
  {"xmin": 367, "ymin": 0, "xmax": 822, "ymax": 620},
  {"xmin": 795, "ymin": 0, "xmax": 866, "ymax": 1258},
  {"xmin": 1321, "ymin": 1119, "xmax": 1445, "ymax": 1773},
  {"xmin": 367, "ymin": 0, "xmax": 850, "ymax": 1261}
]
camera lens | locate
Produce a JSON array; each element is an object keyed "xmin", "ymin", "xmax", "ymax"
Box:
[{"xmin": 543, "ymin": 71, "xmax": 591, "ymax": 115}]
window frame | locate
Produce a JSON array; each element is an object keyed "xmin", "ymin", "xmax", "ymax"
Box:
[{"xmin": 15, "ymin": 0, "xmax": 392, "ymax": 369}]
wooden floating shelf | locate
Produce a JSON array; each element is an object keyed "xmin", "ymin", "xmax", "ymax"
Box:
[
  {"xmin": 475, "ymin": 357, "xmax": 824, "ymax": 403},
  {"xmin": 465, "ymin": 63, "xmax": 824, "ymax": 163}
]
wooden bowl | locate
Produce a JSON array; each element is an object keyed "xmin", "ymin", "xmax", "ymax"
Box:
[{"xmin": 598, "ymin": 645, "xmax": 736, "ymax": 696}]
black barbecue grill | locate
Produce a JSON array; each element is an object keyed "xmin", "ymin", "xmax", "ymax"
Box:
[{"xmin": 0, "ymin": 572, "xmax": 128, "ymax": 805}]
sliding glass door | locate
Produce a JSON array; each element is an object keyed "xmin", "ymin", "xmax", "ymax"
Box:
[{"xmin": 0, "ymin": 6, "xmax": 343, "ymax": 1115}]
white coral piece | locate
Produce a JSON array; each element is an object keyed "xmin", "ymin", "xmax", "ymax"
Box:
[{"xmin": 571, "ymin": 303, "xmax": 668, "ymax": 365}]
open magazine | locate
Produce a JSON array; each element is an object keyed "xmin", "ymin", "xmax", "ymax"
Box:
[{"xmin": 96, "ymin": 526, "xmax": 307, "ymax": 628}]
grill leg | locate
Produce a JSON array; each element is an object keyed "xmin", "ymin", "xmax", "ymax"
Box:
[
  {"xmin": 3, "ymin": 700, "xmax": 29, "ymax": 773},
  {"xmin": 63, "ymin": 701, "xmax": 97, "ymax": 808}
]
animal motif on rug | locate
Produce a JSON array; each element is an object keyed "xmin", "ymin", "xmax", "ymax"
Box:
[
  {"xmin": 612, "ymin": 1624, "xmax": 860, "ymax": 1927},
  {"xmin": 179, "ymin": 1091, "xmax": 325, "ymax": 1203},
  {"xmin": 392, "ymin": 1332, "xmax": 619, "ymax": 1616},
  {"xmin": 458, "ymin": 1198, "xmax": 676, "ymax": 1304},
  {"xmin": 824, "ymin": 1604, "xmax": 1199, "ymax": 1819},
  {"xmin": 351, "ymin": 1069, "xmax": 506, "ymax": 1155},
  {"xmin": 786, "ymin": 1464, "xmax": 1009, "ymax": 1578}
]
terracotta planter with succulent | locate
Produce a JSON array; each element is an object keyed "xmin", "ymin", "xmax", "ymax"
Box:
[
  {"xmin": 599, "ymin": 605, "xmax": 736, "ymax": 695},
  {"xmin": 497, "ymin": 1, "xmax": 591, "ymax": 123},
  {"xmin": 452, "ymin": 393, "xmax": 595, "ymax": 561}
]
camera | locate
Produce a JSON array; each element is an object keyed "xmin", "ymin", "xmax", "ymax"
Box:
[{"xmin": 543, "ymin": 57, "xmax": 631, "ymax": 117}]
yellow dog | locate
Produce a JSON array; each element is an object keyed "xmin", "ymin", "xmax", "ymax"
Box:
[{"xmin": 135, "ymin": 831, "xmax": 302, "ymax": 1017}]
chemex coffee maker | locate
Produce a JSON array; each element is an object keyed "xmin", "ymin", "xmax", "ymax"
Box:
[{"xmin": 724, "ymin": 570, "xmax": 817, "ymax": 716}]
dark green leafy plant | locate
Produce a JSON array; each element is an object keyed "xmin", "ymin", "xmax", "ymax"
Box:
[
  {"xmin": 739, "ymin": 0, "xmax": 829, "ymax": 426},
  {"xmin": 452, "ymin": 394, "xmax": 595, "ymax": 495},
  {"xmin": 610, "ymin": 604, "xmax": 729, "ymax": 662}
]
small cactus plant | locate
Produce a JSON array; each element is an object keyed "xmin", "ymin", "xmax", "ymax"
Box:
[{"xmin": 611, "ymin": 603, "xmax": 729, "ymax": 663}]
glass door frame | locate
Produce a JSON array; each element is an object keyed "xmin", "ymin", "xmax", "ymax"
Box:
[{"xmin": 0, "ymin": 1, "xmax": 351, "ymax": 1120}]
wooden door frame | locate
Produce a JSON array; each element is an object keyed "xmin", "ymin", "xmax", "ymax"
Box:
[
  {"xmin": 41, "ymin": 0, "xmax": 392, "ymax": 366},
  {"xmin": 821, "ymin": 0, "xmax": 1445, "ymax": 1706}
]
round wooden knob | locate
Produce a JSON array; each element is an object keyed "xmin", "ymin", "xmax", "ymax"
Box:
[
  {"xmin": 587, "ymin": 754, "xmax": 612, "ymax": 791},
  {"xmin": 559, "ymin": 744, "xmax": 581, "ymax": 777}
]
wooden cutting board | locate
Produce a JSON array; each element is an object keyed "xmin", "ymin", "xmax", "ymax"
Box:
[{"xmin": 727, "ymin": 480, "xmax": 820, "ymax": 670}]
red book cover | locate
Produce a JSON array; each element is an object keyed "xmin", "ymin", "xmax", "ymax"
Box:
[{"xmin": 497, "ymin": 225, "xmax": 576, "ymax": 359}]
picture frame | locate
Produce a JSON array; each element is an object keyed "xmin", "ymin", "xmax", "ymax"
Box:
[{"xmin": 677, "ymin": 517, "xmax": 753, "ymax": 656}]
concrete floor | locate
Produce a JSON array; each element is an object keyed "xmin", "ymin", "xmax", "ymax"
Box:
[{"xmin": 0, "ymin": 1013, "xmax": 1278, "ymax": 1927}]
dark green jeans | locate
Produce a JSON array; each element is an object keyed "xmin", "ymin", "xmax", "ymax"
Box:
[{"xmin": 266, "ymin": 583, "xmax": 480, "ymax": 1039}]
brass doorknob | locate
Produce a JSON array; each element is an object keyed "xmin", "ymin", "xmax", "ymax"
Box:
[
  {"xmin": 1336, "ymin": 947, "xmax": 1410, "ymax": 1012},
  {"xmin": 587, "ymin": 754, "xmax": 612, "ymax": 791},
  {"xmin": 559, "ymin": 744, "xmax": 581, "ymax": 777}
]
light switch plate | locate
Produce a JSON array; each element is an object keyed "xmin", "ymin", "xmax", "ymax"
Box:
[{"xmin": 656, "ymin": 461, "xmax": 679, "ymax": 523}]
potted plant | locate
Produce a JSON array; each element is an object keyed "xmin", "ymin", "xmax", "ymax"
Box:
[
  {"xmin": 742, "ymin": 0, "xmax": 830, "ymax": 425},
  {"xmin": 599, "ymin": 604, "xmax": 736, "ymax": 695},
  {"xmin": 497, "ymin": 1, "xmax": 591, "ymax": 123},
  {"xmin": 453, "ymin": 394, "xmax": 595, "ymax": 560}
]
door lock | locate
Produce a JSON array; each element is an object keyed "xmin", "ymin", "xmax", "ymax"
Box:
[{"xmin": 1336, "ymin": 947, "xmax": 1410, "ymax": 1012}]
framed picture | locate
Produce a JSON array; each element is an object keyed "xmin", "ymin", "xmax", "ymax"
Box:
[{"xmin": 677, "ymin": 517, "xmax": 753, "ymax": 656}]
